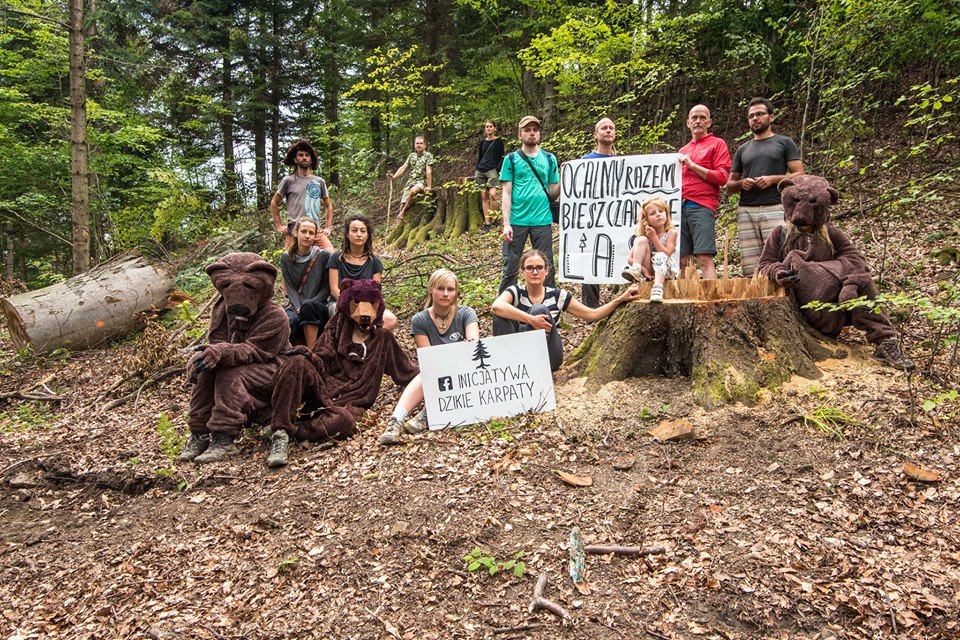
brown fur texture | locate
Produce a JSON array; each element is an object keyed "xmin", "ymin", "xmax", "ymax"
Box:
[
  {"xmin": 271, "ymin": 279, "xmax": 418, "ymax": 442},
  {"xmin": 757, "ymin": 175, "xmax": 895, "ymax": 343},
  {"xmin": 187, "ymin": 252, "xmax": 292, "ymax": 436}
]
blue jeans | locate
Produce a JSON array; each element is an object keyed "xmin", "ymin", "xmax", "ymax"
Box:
[{"xmin": 499, "ymin": 224, "xmax": 555, "ymax": 293}]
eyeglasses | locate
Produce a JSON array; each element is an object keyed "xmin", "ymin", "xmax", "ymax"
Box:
[
  {"xmin": 748, "ymin": 112, "xmax": 771, "ymax": 120},
  {"xmin": 522, "ymin": 265, "xmax": 546, "ymax": 273}
]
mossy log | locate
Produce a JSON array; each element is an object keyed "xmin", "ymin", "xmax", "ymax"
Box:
[
  {"xmin": 1, "ymin": 251, "xmax": 173, "ymax": 354},
  {"xmin": 565, "ymin": 276, "xmax": 835, "ymax": 408}
]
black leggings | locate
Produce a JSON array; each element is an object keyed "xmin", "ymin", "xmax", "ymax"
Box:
[{"xmin": 492, "ymin": 303, "xmax": 563, "ymax": 371}]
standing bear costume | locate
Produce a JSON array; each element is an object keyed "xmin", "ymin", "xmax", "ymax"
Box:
[
  {"xmin": 179, "ymin": 252, "xmax": 292, "ymax": 464},
  {"xmin": 268, "ymin": 279, "xmax": 419, "ymax": 467},
  {"xmin": 757, "ymin": 175, "xmax": 913, "ymax": 370}
]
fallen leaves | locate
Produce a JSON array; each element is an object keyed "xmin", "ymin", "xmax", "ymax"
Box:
[
  {"xmin": 554, "ymin": 470, "xmax": 592, "ymax": 487},
  {"xmin": 903, "ymin": 462, "xmax": 941, "ymax": 483}
]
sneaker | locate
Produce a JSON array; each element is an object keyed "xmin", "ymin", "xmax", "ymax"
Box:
[
  {"xmin": 621, "ymin": 265, "xmax": 644, "ymax": 283},
  {"xmin": 482, "ymin": 222, "xmax": 491, "ymax": 233},
  {"xmin": 267, "ymin": 430, "xmax": 290, "ymax": 468},
  {"xmin": 404, "ymin": 409, "xmax": 428, "ymax": 434},
  {"xmin": 177, "ymin": 433, "xmax": 210, "ymax": 463},
  {"xmin": 193, "ymin": 433, "xmax": 240, "ymax": 463},
  {"xmin": 650, "ymin": 284, "xmax": 664, "ymax": 303},
  {"xmin": 379, "ymin": 418, "xmax": 404, "ymax": 445},
  {"xmin": 873, "ymin": 338, "xmax": 916, "ymax": 371}
]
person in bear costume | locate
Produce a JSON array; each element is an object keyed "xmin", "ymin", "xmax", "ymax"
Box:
[
  {"xmin": 179, "ymin": 252, "xmax": 292, "ymax": 464},
  {"xmin": 757, "ymin": 175, "xmax": 913, "ymax": 370},
  {"xmin": 268, "ymin": 278, "xmax": 421, "ymax": 467}
]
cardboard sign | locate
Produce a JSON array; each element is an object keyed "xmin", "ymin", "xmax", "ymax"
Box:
[
  {"xmin": 559, "ymin": 153, "xmax": 681, "ymax": 284},
  {"xmin": 417, "ymin": 331, "xmax": 556, "ymax": 429}
]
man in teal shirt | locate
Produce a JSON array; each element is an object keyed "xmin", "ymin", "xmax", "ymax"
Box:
[{"xmin": 499, "ymin": 115, "xmax": 559, "ymax": 293}]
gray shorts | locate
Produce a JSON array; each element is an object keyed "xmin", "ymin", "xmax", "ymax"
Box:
[
  {"xmin": 474, "ymin": 169, "xmax": 501, "ymax": 189},
  {"xmin": 680, "ymin": 202, "xmax": 717, "ymax": 257}
]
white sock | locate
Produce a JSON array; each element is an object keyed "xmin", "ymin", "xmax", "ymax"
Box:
[{"xmin": 391, "ymin": 406, "xmax": 409, "ymax": 422}]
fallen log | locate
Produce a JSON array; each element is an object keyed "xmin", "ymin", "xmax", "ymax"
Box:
[{"xmin": 1, "ymin": 251, "xmax": 173, "ymax": 354}]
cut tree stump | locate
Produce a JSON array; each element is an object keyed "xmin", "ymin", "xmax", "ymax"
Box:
[
  {"xmin": 1, "ymin": 251, "xmax": 174, "ymax": 354},
  {"xmin": 565, "ymin": 273, "xmax": 836, "ymax": 408}
]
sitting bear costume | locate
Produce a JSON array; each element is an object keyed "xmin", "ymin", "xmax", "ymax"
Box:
[
  {"xmin": 757, "ymin": 175, "xmax": 912, "ymax": 369},
  {"xmin": 268, "ymin": 279, "xmax": 419, "ymax": 466},
  {"xmin": 180, "ymin": 252, "xmax": 292, "ymax": 463}
]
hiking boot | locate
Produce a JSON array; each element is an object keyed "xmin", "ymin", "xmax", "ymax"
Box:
[
  {"xmin": 621, "ymin": 265, "xmax": 644, "ymax": 283},
  {"xmin": 404, "ymin": 409, "xmax": 428, "ymax": 434},
  {"xmin": 379, "ymin": 418, "xmax": 404, "ymax": 445},
  {"xmin": 267, "ymin": 429, "xmax": 289, "ymax": 468},
  {"xmin": 177, "ymin": 432, "xmax": 210, "ymax": 463},
  {"xmin": 874, "ymin": 338, "xmax": 915, "ymax": 371},
  {"xmin": 649, "ymin": 284, "xmax": 664, "ymax": 303},
  {"xmin": 482, "ymin": 222, "xmax": 491, "ymax": 233},
  {"xmin": 193, "ymin": 433, "xmax": 239, "ymax": 463}
]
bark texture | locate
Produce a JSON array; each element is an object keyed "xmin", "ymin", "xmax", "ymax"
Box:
[
  {"xmin": 1, "ymin": 251, "xmax": 173, "ymax": 354},
  {"xmin": 565, "ymin": 282, "xmax": 835, "ymax": 408}
]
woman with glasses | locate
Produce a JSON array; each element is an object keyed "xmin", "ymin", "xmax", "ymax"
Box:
[{"xmin": 492, "ymin": 249, "xmax": 640, "ymax": 371}]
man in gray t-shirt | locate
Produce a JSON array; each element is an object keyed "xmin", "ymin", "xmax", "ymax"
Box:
[
  {"xmin": 270, "ymin": 139, "xmax": 335, "ymax": 251},
  {"xmin": 727, "ymin": 98, "xmax": 803, "ymax": 276}
]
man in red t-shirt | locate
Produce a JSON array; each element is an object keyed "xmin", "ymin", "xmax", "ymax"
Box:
[{"xmin": 677, "ymin": 105, "xmax": 731, "ymax": 280}]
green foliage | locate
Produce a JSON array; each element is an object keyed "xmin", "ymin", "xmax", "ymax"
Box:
[
  {"xmin": 0, "ymin": 400, "xmax": 56, "ymax": 432},
  {"xmin": 463, "ymin": 549, "xmax": 526, "ymax": 578},
  {"xmin": 157, "ymin": 412, "xmax": 186, "ymax": 465},
  {"xmin": 803, "ymin": 284, "xmax": 960, "ymax": 376},
  {"xmin": 802, "ymin": 405, "xmax": 861, "ymax": 440},
  {"xmin": 276, "ymin": 556, "xmax": 299, "ymax": 575},
  {"xmin": 172, "ymin": 301, "xmax": 207, "ymax": 341},
  {"xmin": 922, "ymin": 389, "xmax": 958, "ymax": 417}
]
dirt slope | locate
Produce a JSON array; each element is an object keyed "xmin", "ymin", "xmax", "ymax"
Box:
[{"xmin": 1, "ymin": 312, "xmax": 957, "ymax": 639}]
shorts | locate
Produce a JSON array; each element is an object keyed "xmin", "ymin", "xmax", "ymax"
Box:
[
  {"xmin": 474, "ymin": 169, "xmax": 501, "ymax": 189},
  {"xmin": 679, "ymin": 201, "xmax": 717, "ymax": 257},
  {"xmin": 401, "ymin": 182, "xmax": 426, "ymax": 204}
]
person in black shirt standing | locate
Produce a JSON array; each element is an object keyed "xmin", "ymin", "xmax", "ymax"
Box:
[{"xmin": 475, "ymin": 120, "xmax": 505, "ymax": 233}]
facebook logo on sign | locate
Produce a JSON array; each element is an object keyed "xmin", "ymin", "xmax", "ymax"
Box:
[{"xmin": 437, "ymin": 376, "xmax": 454, "ymax": 392}]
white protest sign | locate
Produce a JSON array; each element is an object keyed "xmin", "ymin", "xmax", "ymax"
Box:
[
  {"xmin": 417, "ymin": 331, "xmax": 556, "ymax": 429},
  {"xmin": 559, "ymin": 153, "xmax": 681, "ymax": 284}
]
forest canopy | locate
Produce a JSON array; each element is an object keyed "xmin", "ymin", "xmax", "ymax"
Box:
[{"xmin": 0, "ymin": 0, "xmax": 957, "ymax": 285}]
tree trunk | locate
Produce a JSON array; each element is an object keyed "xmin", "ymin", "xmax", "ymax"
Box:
[
  {"xmin": 69, "ymin": 0, "xmax": 90, "ymax": 275},
  {"xmin": 222, "ymin": 44, "xmax": 238, "ymax": 216},
  {"xmin": 565, "ymin": 280, "xmax": 835, "ymax": 408},
  {"xmin": 1, "ymin": 252, "xmax": 174, "ymax": 354}
]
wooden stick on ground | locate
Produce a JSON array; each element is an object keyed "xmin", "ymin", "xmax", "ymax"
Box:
[
  {"xmin": 0, "ymin": 391, "xmax": 65, "ymax": 403},
  {"xmin": 528, "ymin": 573, "xmax": 571, "ymax": 624},
  {"xmin": 584, "ymin": 545, "xmax": 667, "ymax": 557},
  {"xmin": 493, "ymin": 624, "xmax": 544, "ymax": 635}
]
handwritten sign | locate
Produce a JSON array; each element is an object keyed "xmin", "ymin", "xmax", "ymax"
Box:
[
  {"xmin": 559, "ymin": 153, "xmax": 681, "ymax": 284},
  {"xmin": 417, "ymin": 331, "xmax": 556, "ymax": 429}
]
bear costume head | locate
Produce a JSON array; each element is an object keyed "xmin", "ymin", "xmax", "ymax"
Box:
[
  {"xmin": 206, "ymin": 252, "xmax": 278, "ymax": 321},
  {"xmin": 778, "ymin": 174, "xmax": 839, "ymax": 232},
  {"xmin": 337, "ymin": 278, "xmax": 385, "ymax": 333}
]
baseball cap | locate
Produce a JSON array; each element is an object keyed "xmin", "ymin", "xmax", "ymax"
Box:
[{"xmin": 518, "ymin": 115, "xmax": 541, "ymax": 129}]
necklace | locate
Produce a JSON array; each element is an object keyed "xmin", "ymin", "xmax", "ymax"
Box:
[{"xmin": 431, "ymin": 307, "xmax": 451, "ymax": 331}]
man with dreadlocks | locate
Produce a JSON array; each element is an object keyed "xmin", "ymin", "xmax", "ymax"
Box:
[{"xmin": 270, "ymin": 138, "xmax": 335, "ymax": 251}]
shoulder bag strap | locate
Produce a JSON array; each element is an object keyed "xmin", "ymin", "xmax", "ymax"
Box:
[
  {"xmin": 516, "ymin": 150, "xmax": 550, "ymax": 199},
  {"xmin": 297, "ymin": 252, "xmax": 320, "ymax": 295}
]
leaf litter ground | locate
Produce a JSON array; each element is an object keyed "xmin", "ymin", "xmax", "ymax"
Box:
[{"xmin": 1, "ymin": 215, "xmax": 958, "ymax": 640}]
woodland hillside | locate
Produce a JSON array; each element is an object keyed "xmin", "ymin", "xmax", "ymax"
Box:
[{"xmin": 1, "ymin": 1, "xmax": 959, "ymax": 638}]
